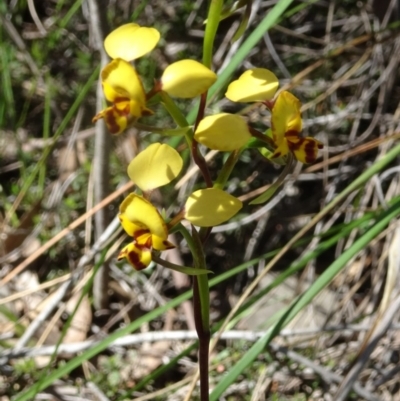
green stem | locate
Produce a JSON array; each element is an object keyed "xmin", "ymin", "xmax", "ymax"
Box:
[
  {"xmin": 214, "ymin": 149, "xmax": 241, "ymax": 190},
  {"xmin": 178, "ymin": 225, "xmax": 210, "ymax": 330},
  {"xmin": 248, "ymin": 125, "xmax": 275, "ymax": 149},
  {"xmin": 192, "ymin": 138, "xmax": 213, "ymax": 188},
  {"xmin": 190, "ymin": 226, "xmax": 210, "ymax": 330},
  {"xmin": 250, "ymin": 154, "xmax": 294, "ymax": 205},
  {"xmin": 191, "ymin": 93, "xmax": 213, "ymax": 187},
  {"xmin": 152, "ymin": 254, "xmax": 211, "ymax": 275},
  {"xmin": 159, "ymin": 91, "xmax": 191, "ymax": 129},
  {"xmin": 203, "ymin": 0, "xmax": 223, "ymax": 69},
  {"xmin": 178, "ymin": 224, "xmax": 210, "ymax": 401},
  {"xmin": 191, "ymin": 226, "xmax": 210, "ymax": 401},
  {"xmin": 193, "ymin": 277, "xmax": 210, "ymax": 401}
]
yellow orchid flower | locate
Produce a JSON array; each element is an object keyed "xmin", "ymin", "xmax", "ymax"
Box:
[
  {"xmin": 194, "ymin": 113, "xmax": 251, "ymax": 151},
  {"xmin": 117, "ymin": 194, "xmax": 174, "ymax": 270},
  {"xmin": 127, "ymin": 143, "xmax": 183, "ymax": 191},
  {"xmin": 92, "ymin": 59, "xmax": 152, "ymax": 134},
  {"xmin": 104, "ymin": 23, "xmax": 160, "ymax": 61},
  {"xmin": 225, "ymin": 68, "xmax": 279, "ymax": 103},
  {"xmin": 185, "ymin": 188, "xmax": 242, "ymax": 227},
  {"xmin": 271, "ymin": 91, "xmax": 323, "ymax": 163},
  {"xmin": 161, "ymin": 60, "xmax": 217, "ymax": 98}
]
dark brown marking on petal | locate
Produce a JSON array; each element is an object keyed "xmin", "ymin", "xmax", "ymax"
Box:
[
  {"xmin": 287, "ymin": 138, "xmax": 303, "ymax": 151},
  {"xmin": 134, "ymin": 229, "xmax": 150, "ymax": 238},
  {"xmin": 163, "ymin": 240, "xmax": 175, "ymax": 249},
  {"xmin": 304, "ymin": 140, "xmax": 317, "ymax": 163},
  {"xmin": 145, "ymin": 237, "xmax": 153, "ymax": 248},
  {"xmin": 285, "ymin": 129, "xmax": 300, "ymax": 140},
  {"xmin": 126, "ymin": 249, "xmax": 147, "ymax": 271},
  {"xmin": 142, "ymin": 108, "xmax": 154, "ymax": 116},
  {"xmin": 103, "ymin": 107, "xmax": 123, "ymax": 134},
  {"xmin": 134, "ymin": 234, "xmax": 152, "ymax": 249},
  {"xmin": 134, "ymin": 241, "xmax": 152, "ymax": 251},
  {"xmin": 122, "ymin": 104, "xmax": 130, "ymax": 115},
  {"xmin": 264, "ymin": 100, "xmax": 274, "ymax": 110},
  {"xmin": 114, "ymin": 96, "xmax": 130, "ymax": 103},
  {"xmin": 272, "ymin": 151, "xmax": 281, "ymax": 158}
]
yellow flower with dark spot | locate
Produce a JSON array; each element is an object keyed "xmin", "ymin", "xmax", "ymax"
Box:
[
  {"xmin": 92, "ymin": 59, "xmax": 152, "ymax": 134},
  {"xmin": 118, "ymin": 194, "xmax": 174, "ymax": 270},
  {"xmin": 271, "ymin": 91, "xmax": 323, "ymax": 164}
]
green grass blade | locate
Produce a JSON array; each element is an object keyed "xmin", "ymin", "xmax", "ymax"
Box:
[
  {"xmin": 31, "ymin": 250, "xmax": 107, "ymax": 399},
  {"xmin": 116, "ymin": 342, "xmax": 198, "ymax": 400},
  {"xmin": 13, "ymin": 251, "xmax": 278, "ymax": 400},
  {"xmin": 0, "ymin": 42, "xmax": 15, "ymax": 126},
  {"xmin": 38, "ymin": 74, "xmax": 52, "ymax": 196},
  {"xmin": 13, "ymin": 288, "xmax": 193, "ymax": 401},
  {"xmin": 11, "ymin": 66, "xmax": 99, "ymax": 209},
  {"xmin": 210, "ymin": 198, "xmax": 400, "ymax": 400},
  {"xmin": 235, "ymin": 204, "xmax": 387, "ymax": 321},
  {"xmin": 203, "ymin": 0, "xmax": 223, "ymax": 68}
]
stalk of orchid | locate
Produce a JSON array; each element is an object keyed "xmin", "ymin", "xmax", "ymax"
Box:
[{"xmin": 92, "ymin": 7, "xmax": 323, "ymax": 401}]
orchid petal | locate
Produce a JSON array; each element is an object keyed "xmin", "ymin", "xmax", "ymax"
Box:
[
  {"xmin": 119, "ymin": 194, "xmax": 168, "ymax": 241},
  {"xmin": 270, "ymin": 91, "xmax": 302, "ymax": 159},
  {"xmin": 161, "ymin": 60, "xmax": 217, "ymax": 98},
  {"xmin": 287, "ymin": 136, "xmax": 323, "ymax": 164},
  {"xmin": 225, "ymin": 68, "xmax": 279, "ymax": 102},
  {"xmin": 127, "ymin": 143, "xmax": 183, "ymax": 191},
  {"xmin": 194, "ymin": 113, "xmax": 251, "ymax": 151},
  {"xmin": 102, "ymin": 59, "xmax": 146, "ymax": 105},
  {"xmin": 185, "ymin": 188, "xmax": 242, "ymax": 227},
  {"xmin": 92, "ymin": 105, "xmax": 129, "ymax": 134},
  {"xmin": 117, "ymin": 242, "xmax": 152, "ymax": 270},
  {"xmin": 104, "ymin": 23, "xmax": 160, "ymax": 61},
  {"xmin": 119, "ymin": 213, "xmax": 148, "ymax": 237}
]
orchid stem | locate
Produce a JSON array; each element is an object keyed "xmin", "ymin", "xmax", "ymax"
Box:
[
  {"xmin": 178, "ymin": 224, "xmax": 210, "ymax": 401},
  {"xmin": 214, "ymin": 149, "xmax": 241, "ymax": 190},
  {"xmin": 159, "ymin": 91, "xmax": 191, "ymax": 129},
  {"xmin": 192, "ymin": 93, "xmax": 213, "ymax": 187}
]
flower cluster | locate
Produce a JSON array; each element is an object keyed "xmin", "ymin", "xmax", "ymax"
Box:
[
  {"xmin": 93, "ymin": 23, "xmax": 217, "ymax": 134},
  {"xmin": 92, "ymin": 23, "xmax": 323, "ymax": 271}
]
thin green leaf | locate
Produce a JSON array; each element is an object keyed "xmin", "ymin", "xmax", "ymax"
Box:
[
  {"xmin": 162, "ymin": 126, "xmax": 192, "ymax": 137},
  {"xmin": 250, "ymin": 154, "xmax": 293, "ymax": 204},
  {"xmin": 33, "ymin": 250, "xmax": 107, "ymax": 399},
  {"xmin": 210, "ymin": 198, "xmax": 400, "ymax": 400},
  {"xmin": 203, "ymin": 0, "xmax": 224, "ymax": 68},
  {"xmin": 166, "ymin": 264, "xmax": 212, "ymax": 275},
  {"xmin": 231, "ymin": 0, "xmax": 252, "ymax": 42},
  {"xmin": 9, "ymin": 66, "xmax": 99, "ymax": 211},
  {"xmin": 211, "ymin": 0, "xmax": 249, "ymax": 23},
  {"xmin": 117, "ymin": 342, "xmax": 198, "ymax": 400},
  {"xmin": 14, "ymin": 250, "xmax": 279, "ymax": 401}
]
